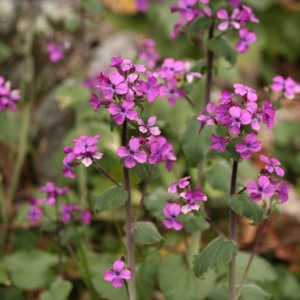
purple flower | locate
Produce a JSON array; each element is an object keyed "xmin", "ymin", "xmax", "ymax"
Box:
[
  {"xmin": 104, "ymin": 260, "xmax": 131, "ymax": 288},
  {"xmin": 236, "ymin": 28, "xmax": 257, "ymax": 53},
  {"xmin": 27, "ymin": 205, "xmax": 43, "ymax": 223},
  {"xmin": 0, "ymin": 77, "xmax": 21, "ymax": 111},
  {"xmin": 82, "ymin": 210, "xmax": 92, "ymax": 225},
  {"xmin": 137, "ymin": 116, "xmax": 161, "ymax": 136},
  {"xmin": 159, "ymin": 78, "xmax": 186, "ymax": 106},
  {"xmin": 62, "ymin": 152, "xmax": 79, "ymax": 178},
  {"xmin": 89, "ymin": 93, "xmax": 106, "ymax": 112},
  {"xmin": 148, "ymin": 136, "xmax": 173, "ymax": 165},
  {"xmin": 211, "ymin": 134, "xmax": 227, "ymax": 152},
  {"xmin": 163, "ymin": 203, "xmax": 183, "ymax": 230},
  {"xmin": 98, "ymin": 72, "xmax": 128, "ymax": 100},
  {"xmin": 40, "ymin": 182, "xmax": 69, "ymax": 205},
  {"xmin": 233, "ymin": 83, "xmax": 257, "ymax": 102},
  {"xmin": 236, "ymin": 133, "xmax": 262, "ymax": 159},
  {"xmin": 180, "ymin": 188, "xmax": 207, "ymax": 214},
  {"xmin": 137, "ymin": 39, "xmax": 160, "ymax": 69},
  {"xmin": 228, "ymin": 106, "xmax": 252, "ymax": 134},
  {"xmin": 145, "ymin": 74, "xmax": 160, "ymax": 102},
  {"xmin": 271, "ymin": 75, "xmax": 297, "ymax": 99},
  {"xmin": 197, "ymin": 103, "xmax": 216, "ymax": 127},
  {"xmin": 277, "ymin": 183, "xmax": 289, "ymax": 202},
  {"xmin": 168, "ymin": 176, "xmax": 191, "ymax": 193},
  {"xmin": 116, "ymin": 137, "xmax": 147, "ymax": 168},
  {"xmin": 260, "ymin": 154, "xmax": 284, "ymax": 177},
  {"xmin": 236, "ymin": 5, "xmax": 259, "ymax": 26},
  {"xmin": 246, "ymin": 175, "xmax": 276, "ymax": 201},
  {"xmin": 108, "ymin": 100, "xmax": 138, "ymax": 125},
  {"xmin": 246, "ymin": 102, "xmax": 262, "ymax": 131},
  {"xmin": 159, "ymin": 58, "xmax": 185, "ymax": 79},
  {"xmin": 261, "ymin": 100, "xmax": 275, "ymax": 129},
  {"xmin": 218, "ymin": 90, "xmax": 234, "ymax": 104},
  {"xmin": 216, "ymin": 8, "xmax": 240, "ymax": 31},
  {"xmin": 46, "ymin": 43, "xmax": 64, "ymax": 63},
  {"xmin": 170, "ymin": 0, "xmax": 198, "ymax": 22}
]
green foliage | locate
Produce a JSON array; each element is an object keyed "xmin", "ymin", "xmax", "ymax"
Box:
[
  {"xmin": 188, "ymin": 16, "xmax": 213, "ymax": 44},
  {"xmin": 194, "ymin": 236, "xmax": 238, "ymax": 277},
  {"xmin": 240, "ymin": 284, "xmax": 271, "ymax": 300},
  {"xmin": 181, "ymin": 117, "xmax": 215, "ymax": 167},
  {"xmin": 179, "ymin": 213, "xmax": 210, "ymax": 233},
  {"xmin": 80, "ymin": 0, "xmax": 103, "ymax": 15},
  {"xmin": 159, "ymin": 254, "xmax": 216, "ymax": 300},
  {"xmin": 208, "ymin": 37, "xmax": 237, "ymax": 66},
  {"xmin": 133, "ymin": 221, "xmax": 163, "ymax": 245},
  {"xmin": 39, "ymin": 280, "xmax": 73, "ymax": 300},
  {"xmin": 229, "ymin": 193, "xmax": 265, "ymax": 225},
  {"xmin": 4, "ymin": 249, "xmax": 57, "ymax": 290},
  {"xmin": 136, "ymin": 249, "xmax": 160, "ymax": 300},
  {"xmin": 0, "ymin": 42, "xmax": 11, "ymax": 63},
  {"xmin": 93, "ymin": 186, "xmax": 128, "ymax": 211},
  {"xmin": 144, "ymin": 187, "xmax": 175, "ymax": 220}
]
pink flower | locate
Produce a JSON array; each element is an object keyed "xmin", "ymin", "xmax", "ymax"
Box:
[
  {"xmin": 246, "ymin": 175, "xmax": 276, "ymax": 201},
  {"xmin": 216, "ymin": 8, "xmax": 240, "ymax": 31},
  {"xmin": 168, "ymin": 176, "xmax": 191, "ymax": 193},
  {"xmin": 108, "ymin": 100, "xmax": 138, "ymax": 125},
  {"xmin": 228, "ymin": 106, "xmax": 252, "ymax": 134},
  {"xmin": 116, "ymin": 137, "xmax": 147, "ymax": 168},
  {"xmin": 236, "ymin": 133, "xmax": 262, "ymax": 159},
  {"xmin": 271, "ymin": 75, "xmax": 297, "ymax": 99},
  {"xmin": 259, "ymin": 154, "xmax": 284, "ymax": 177},
  {"xmin": 104, "ymin": 260, "xmax": 131, "ymax": 288},
  {"xmin": 159, "ymin": 78, "xmax": 186, "ymax": 106},
  {"xmin": 236, "ymin": 28, "xmax": 257, "ymax": 53},
  {"xmin": 137, "ymin": 116, "xmax": 161, "ymax": 136},
  {"xmin": 277, "ymin": 183, "xmax": 289, "ymax": 202},
  {"xmin": 211, "ymin": 134, "xmax": 227, "ymax": 152},
  {"xmin": 233, "ymin": 83, "xmax": 257, "ymax": 102},
  {"xmin": 163, "ymin": 203, "xmax": 183, "ymax": 230}
]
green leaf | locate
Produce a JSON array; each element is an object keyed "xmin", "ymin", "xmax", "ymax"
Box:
[
  {"xmin": 179, "ymin": 213, "xmax": 210, "ymax": 233},
  {"xmin": 4, "ymin": 249, "xmax": 57, "ymax": 290},
  {"xmin": 181, "ymin": 117, "xmax": 215, "ymax": 167},
  {"xmin": 188, "ymin": 16, "xmax": 213, "ymax": 43},
  {"xmin": 144, "ymin": 188, "xmax": 174, "ymax": 221},
  {"xmin": 194, "ymin": 236, "xmax": 238, "ymax": 277},
  {"xmin": 40, "ymin": 280, "xmax": 72, "ymax": 300},
  {"xmin": 131, "ymin": 163, "xmax": 150, "ymax": 182},
  {"xmin": 80, "ymin": 0, "xmax": 103, "ymax": 14},
  {"xmin": 133, "ymin": 222, "xmax": 163, "ymax": 245},
  {"xmin": 136, "ymin": 249, "xmax": 160, "ymax": 300},
  {"xmin": 159, "ymin": 254, "xmax": 216, "ymax": 300},
  {"xmin": 0, "ymin": 42, "xmax": 11, "ymax": 63},
  {"xmin": 208, "ymin": 37, "xmax": 237, "ymax": 66},
  {"xmin": 236, "ymin": 252, "xmax": 277, "ymax": 284},
  {"xmin": 229, "ymin": 193, "xmax": 265, "ymax": 225},
  {"xmin": 93, "ymin": 186, "xmax": 128, "ymax": 211},
  {"xmin": 240, "ymin": 284, "xmax": 271, "ymax": 300},
  {"xmin": 0, "ymin": 259, "xmax": 10, "ymax": 286}
]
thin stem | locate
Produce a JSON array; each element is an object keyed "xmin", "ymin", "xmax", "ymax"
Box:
[
  {"xmin": 122, "ymin": 120, "xmax": 135, "ymax": 300},
  {"xmin": 229, "ymin": 160, "xmax": 239, "ymax": 300},
  {"xmin": 184, "ymin": 95, "xmax": 197, "ymax": 111},
  {"xmin": 92, "ymin": 159, "xmax": 122, "ymax": 189},
  {"xmin": 204, "ymin": 216, "xmax": 227, "ymax": 238},
  {"xmin": 133, "ymin": 165, "xmax": 154, "ymax": 228},
  {"xmin": 204, "ymin": 21, "xmax": 215, "ymax": 106},
  {"xmin": 55, "ymin": 200, "xmax": 64, "ymax": 279},
  {"xmin": 235, "ymin": 209, "xmax": 271, "ymax": 300}
]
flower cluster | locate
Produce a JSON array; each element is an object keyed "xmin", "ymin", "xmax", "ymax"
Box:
[
  {"xmin": 270, "ymin": 75, "xmax": 300, "ymax": 100},
  {"xmin": 45, "ymin": 36, "xmax": 70, "ymax": 63},
  {"xmin": 197, "ymin": 83, "xmax": 276, "ymax": 159},
  {"xmin": 137, "ymin": 38, "xmax": 160, "ymax": 69},
  {"xmin": 156, "ymin": 58, "xmax": 201, "ymax": 105},
  {"xmin": 0, "ymin": 76, "xmax": 20, "ymax": 111},
  {"xmin": 27, "ymin": 182, "xmax": 92, "ymax": 224},
  {"xmin": 170, "ymin": 1, "xmax": 258, "ymax": 53},
  {"xmin": 170, "ymin": 0, "xmax": 212, "ymax": 40},
  {"xmin": 62, "ymin": 134, "xmax": 103, "ymax": 178},
  {"xmin": 104, "ymin": 258, "xmax": 131, "ymax": 288},
  {"xmin": 162, "ymin": 176, "xmax": 207, "ymax": 230},
  {"xmin": 216, "ymin": 4, "xmax": 259, "ymax": 53}
]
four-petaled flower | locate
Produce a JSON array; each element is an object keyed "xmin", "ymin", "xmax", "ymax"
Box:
[
  {"xmin": 163, "ymin": 203, "xmax": 183, "ymax": 230},
  {"xmin": 260, "ymin": 154, "xmax": 284, "ymax": 177},
  {"xmin": 236, "ymin": 133, "xmax": 262, "ymax": 159},
  {"xmin": 104, "ymin": 260, "xmax": 131, "ymax": 288},
  {"xmin": 211, "ymin": 134, "xmax": 227, "ymax": 152},
  {"xmin": 117, "ymin": 137, "xmax": 147, "ymax": 168},
  {"xmin": 108, "ymin": 100, "xmax": 138, "ymax": 125},
  {"xmin": 246, "ymin": 175, "xmax": 276, "ymax": 201}
]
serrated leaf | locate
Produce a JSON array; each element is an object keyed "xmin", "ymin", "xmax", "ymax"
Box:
[
  {"xmin": 179, "ymin": 213, "xmax": 210, "ymax": 233},
  {"xmin": 131, "ymin": 163, "xmax": 150, "ymax": 182},
  {"xmin": 194, "ymin": 236, "xmax": 238, "ymax": 277},
  {"xmin": 208, "ymin": 37, "xmax": 237, "ymax": 66},
  {"xmin": 159, "ymin": 254, "xmax": 216, "ymax": 300},
  {"xmin": 144, "ymin": 188, "xmax": 174, "ymax": 221},
  {"xmin": 93, "ymin": 186, "xmax": 128, "ymax": 211},
  {"xmin": 182, "ymin": 117, "xmax": 215, "ymax": 167},
  {"xmin": 188, "ymin": 16, "xmax": 213, "ymax": 43},
  {"xmin": 4, "ymin": 249, "xmax": 57, "ymax": 290},
  {"xmin": 230, "ymin": 193, "xmax": 265, "ymax": 224},
  {"xmin": 133, "ymin": 222, "xmax": 163, "ymax": 245},
  {"xmin": 240, "ymin": 284, "xmax": 271, "ymax": 300}
]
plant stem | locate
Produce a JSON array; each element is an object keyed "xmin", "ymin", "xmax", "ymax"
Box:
[
  {"xmin": 235, "ymin": 209, "xmax": 271, "ymax": 300},
  {"xmin": 122, "ymin": 120, "xmax": 135, "ymax": 300},
  {"xmin": 229, "ymin": 160, "xmax": 238, "ymax": 300},
  {"xmin": 92, "ymin": 159, "xmax": 122, "ymax": 189},
  {"xmin": 204, "ymin": 22, "xmax": 215, "ymax": 106},
  {"xmin": 133, "ymin": 165, "xmax": 154, "ymax": 228}
]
